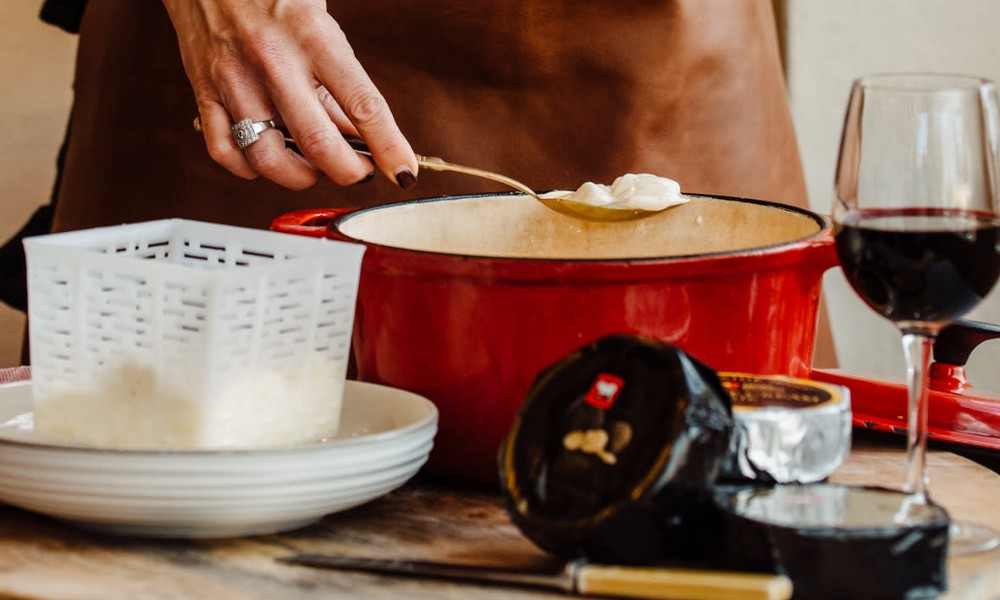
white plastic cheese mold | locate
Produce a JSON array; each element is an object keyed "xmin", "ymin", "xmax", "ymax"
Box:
[{"xmin": 24, "ymin": 219, "xmax": 365, "ymax": 450}]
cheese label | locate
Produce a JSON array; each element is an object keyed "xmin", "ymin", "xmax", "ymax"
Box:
[
  {"xmin": 720, "ymin": 372, "xmax": 842, "ymax": 411},
  {"xmin": 585, "ymin": 373, "xmax": 624, "ymax": 409}
]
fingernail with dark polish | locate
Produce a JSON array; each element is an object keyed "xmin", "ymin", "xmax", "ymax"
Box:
[
  {"xmin": 355, "ymin": 171, "xmax": 376, "ymax": 185},
  {"xmin": 395, "ymin": 169, "xmax": 418, "ymax": 190}
]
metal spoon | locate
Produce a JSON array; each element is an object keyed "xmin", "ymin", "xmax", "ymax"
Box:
[
  {"xmin": 340, "ymin": 139, "xmax": 661, "ymax": 223},
  {"xmin": 193, "ymin": 117, "xmax": 661, "ymax": 222},
  {"xmin": 327, "ymin": 134, "xmax": 663, "ymax": 223}
]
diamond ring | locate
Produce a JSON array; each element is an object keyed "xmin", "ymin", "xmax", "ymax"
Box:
[{"xmin": 231, "ymin": 117, "xmax": 277, "ymax": 150}]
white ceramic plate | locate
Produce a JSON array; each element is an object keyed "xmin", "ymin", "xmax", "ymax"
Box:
[{"xmin": 0, "ymin": 380, "xmax": 437, "ymax": 538}]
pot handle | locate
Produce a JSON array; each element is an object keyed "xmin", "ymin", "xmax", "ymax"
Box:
[
  {"xmin": 934, "ymin": 319, "xmax": 1000, "ymax": 366},
  {"xmin": 928, "ymin": 319, "xmax": 1000, "ymax": 394},
  {"xmin": 270, "ymin": 208, "xmax": 356, "ymax": 238}
]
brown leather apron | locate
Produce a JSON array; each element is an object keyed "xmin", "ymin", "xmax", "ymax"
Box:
[{"xmin": 53, "ymin": 0, "xmax": 835, "ymax": 366}]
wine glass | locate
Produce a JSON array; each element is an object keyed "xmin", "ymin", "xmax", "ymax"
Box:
[{"xmin": 833, "ymin": 73, "xmax": 1000, "ymax": 556}]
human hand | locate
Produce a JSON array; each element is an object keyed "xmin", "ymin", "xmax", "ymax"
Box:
[{"xmin": 162, "ymin": 0, "xmax": 418, "ymax": 190}]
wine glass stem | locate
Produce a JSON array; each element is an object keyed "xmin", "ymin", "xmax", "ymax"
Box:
[{"xmin": 901, "ymin": 331, "xmax": 933, "ymax": 502}]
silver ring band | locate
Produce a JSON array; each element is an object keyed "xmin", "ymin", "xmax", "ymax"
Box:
[{"xmin": 232, "ymin": 117, "xmax": 277, "ymax": 150}]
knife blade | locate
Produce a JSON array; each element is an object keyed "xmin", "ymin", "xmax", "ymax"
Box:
[{"xmin": 276, "ymin": 554, "xmax": 793, "ymax": 600}]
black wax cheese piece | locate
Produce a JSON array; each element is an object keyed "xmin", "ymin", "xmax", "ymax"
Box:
[
  {"xmin": 499, "ymin": 334, "xmax": 734, "ymax": 564},
  {"xmin": 712, "ymin": 484, "xmax": 950, "ymax": 599}
]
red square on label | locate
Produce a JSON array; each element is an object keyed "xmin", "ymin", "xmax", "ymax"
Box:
[{"xmin": 585, "ymin": 373, "xmax": 624, "ymax": 409}]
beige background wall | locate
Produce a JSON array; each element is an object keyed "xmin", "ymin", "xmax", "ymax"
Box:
[
  {"xmin": 3, "ymin": 2, "xmax": 1000, "ymax": 389},
  {"xmin": 0, "ymin": 0, "xmax": 77, "ymax": 367},
  {"xmin": 783, "ymin": 0, "xmax": 1000, "ymax": 390}
]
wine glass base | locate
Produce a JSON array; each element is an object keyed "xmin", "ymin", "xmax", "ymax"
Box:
[{"xmin": 949, "ymin": 521, "xmax": 1000, "ymax": 556}]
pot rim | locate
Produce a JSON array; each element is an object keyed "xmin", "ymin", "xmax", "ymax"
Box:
[{"xmin": 330, "ymin": 191, "xmax": 832, "ymax": 267}]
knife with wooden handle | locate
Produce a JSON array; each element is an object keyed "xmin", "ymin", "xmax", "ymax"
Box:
[{"xmin": 276, "ymin": 554, "xmax": 793, "ymax": 600}]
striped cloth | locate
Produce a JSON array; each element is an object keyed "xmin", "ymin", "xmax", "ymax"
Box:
[{"xmin": 0, "ymin": 367, "xmax": 30, "ymax": 383}]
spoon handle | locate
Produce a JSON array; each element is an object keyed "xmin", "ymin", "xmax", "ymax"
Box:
[
  {"xmin": 341, "ymin": 136, "xmax": 539, "ymax": 199},
  {"xmin": 416, "ymin": 157, "xmax": 539, "ymax": 199},
  {"xmin": 194, "ymin": 114, "xmax": 541, "ymax": 201}
]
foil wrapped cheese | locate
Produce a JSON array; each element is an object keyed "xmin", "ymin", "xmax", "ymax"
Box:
[{"xmin": 719, "ymin": 373, "xmax": 852, "ymax": 484}]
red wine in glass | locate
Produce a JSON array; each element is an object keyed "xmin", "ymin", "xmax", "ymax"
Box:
[
  {"xmin": 835, "ymin": 208, "xmax": 1000, "ymax": 327},
  {"xmin": 833, "ymin": 73, "xmax": 1000, "ymax": 557}
]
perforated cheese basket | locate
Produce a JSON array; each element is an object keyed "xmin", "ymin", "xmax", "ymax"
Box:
[{"xmin": 23, "ymin": 219, "xmax": 365, "ymax": 449}]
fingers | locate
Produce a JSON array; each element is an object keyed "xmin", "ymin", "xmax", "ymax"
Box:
[
  {"xmin": 199, "ymin": 102, "xmax": 325, "ymax": 190},
  {"xmin": 216, "ymin": 25, "xmax": 378, "ymax": 187},
  {"xmin": 198, "ymin": 85, "xmax": 374, "ymax": 189},
  {"xmin": 253, "ymin": 25, "xmax": 383, "ymax": 186},
  {"xmin": 170, "ymin": 0, "xmax": 413, "ymax": 191},
  {"xmin": 256, "ymin": 10, "xmax": 417, "ymax": 188},
  {"xmin": 199, "ymin": 103, "xmax": 257, "ymax": 180},
  {"xmin": 305, "ymin": 26, "xmax": 419, "ymax": 188},
  {"xmin": 226, "ymin": 91, "xmax": 324, "ymax": 190},
  {"xmin": 315, "ymin": 85, "xmax": 360, "ymax": 138},
  {"xmin": 265, "ymin": 73, "xmax": 376, "ymax": 187}
]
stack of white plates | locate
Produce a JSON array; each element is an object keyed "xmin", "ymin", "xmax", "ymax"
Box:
[{"xmin": 0, "ymin": 380, "xmax": 437, "ymax": 538}]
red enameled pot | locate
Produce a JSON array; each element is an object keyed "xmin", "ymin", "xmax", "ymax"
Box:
[{"xmin": 272, "ymin": 192, "xmax": 839, "ymax": 487}]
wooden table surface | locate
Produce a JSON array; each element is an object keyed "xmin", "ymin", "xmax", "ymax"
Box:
[
  {"xmin": 0, "ymin": 481, "xmax": 561, "ymax": 600},
  {"xmin": 0, "ymin": 439, "xmax": 996, "ymax": 600}
]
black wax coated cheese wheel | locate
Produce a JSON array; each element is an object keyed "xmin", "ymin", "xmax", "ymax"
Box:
[
  {"xmin": 712, "ymin": 484, "xmax": 950, "ymax": 599},
  {"xmin": 498, "ymin": 334, "xmax": 734, "ymax": 565}
]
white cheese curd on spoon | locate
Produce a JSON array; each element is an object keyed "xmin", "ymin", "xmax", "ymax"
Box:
[{"xmin": 542, "ymin": 173, "xmax": 687, "ymax": 212}]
